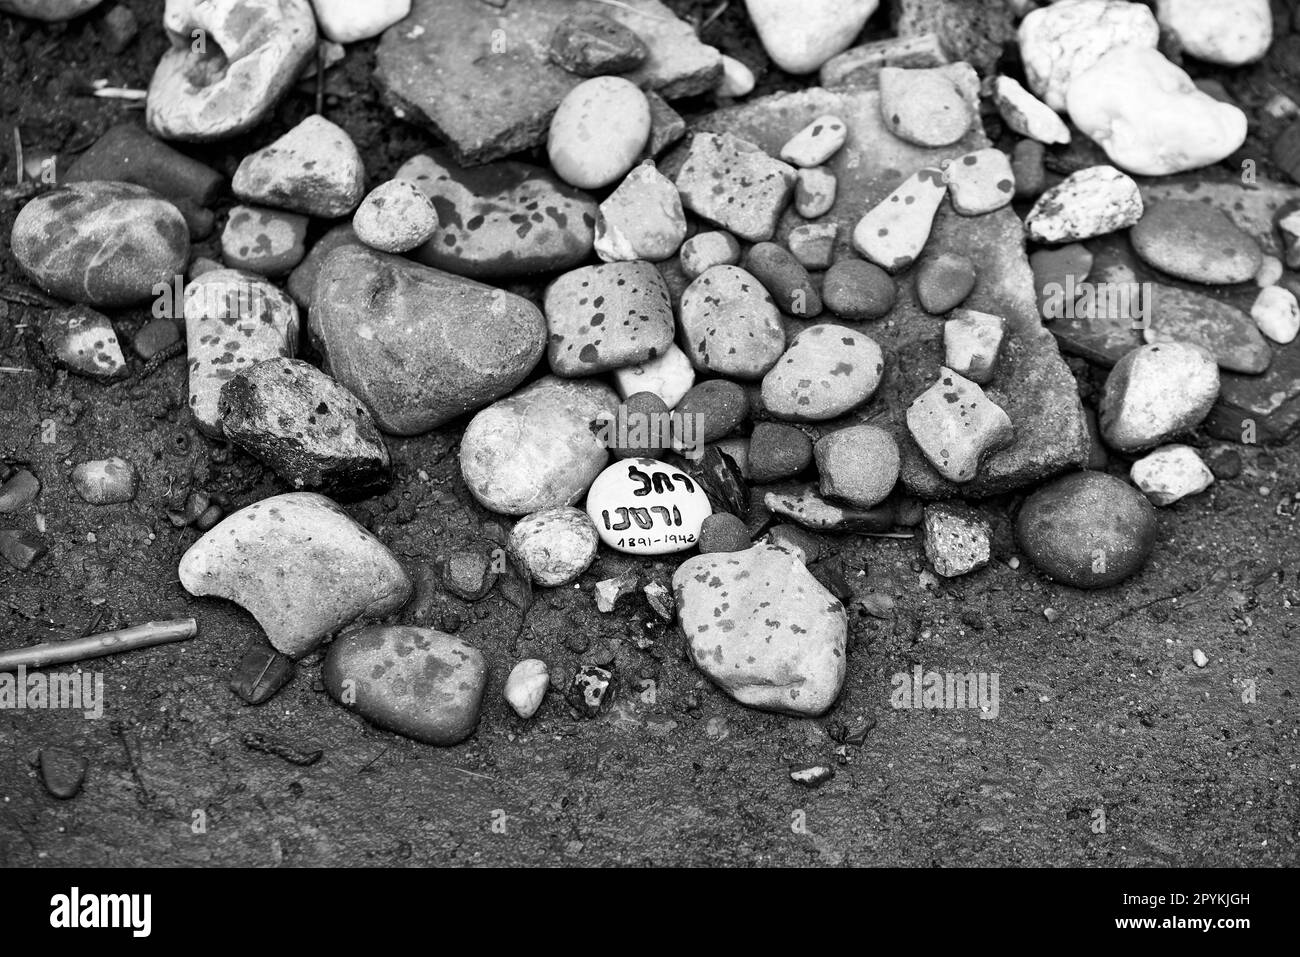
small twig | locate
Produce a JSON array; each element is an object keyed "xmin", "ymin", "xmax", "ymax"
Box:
[
  {"xmin": 12, "ymin": 126, "xmax": 22, "ymax": 186},
  {"xmin": 315, "ymin": 42, "xmax": 325, "ymax": 117},
  {"xmin": 0, "ymin": 284, "xmax": 58, "ymax": 308},
  {"xmin": 0, "ymin": 366, "xmax": 34, "ymax": 374},
  {"xmin": 0, "ymin": 618, "xmax": 198, "ymax": 671},
  {"xmin": 858, "ymin": 531, "xmax": 915, "ymax": 539},
  {"xmin": 699, "ymin": 0, "xmax": 729, "ymax": 33}
]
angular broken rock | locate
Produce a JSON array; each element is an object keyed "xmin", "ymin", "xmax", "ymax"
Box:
[
  {"xmin": 922, "ymin": 503, "xmax": 991, "ymax": 578},
  {"xmin": 548, "ymin": 12, "xmax": 648, "ymax": 76},
  {"xmin": 763, "ymin": 486, "xmax": 894, "ymax": 533},
  {"xmin": 505, "ymin": 659, "xmax": 549, "ymax": 719},
  {"xmin": 905, "ymin": 368, "xmax": 1014, "ymax": 483},
  {"xmin": 678, "ymin": 265, "xmax": 786, "ymax": 380},
  {"xmin": 1025, "ymin": 166, "xmax": 1143, "ymax": 244},
  {"xmin": 851, "ymin": 166, "xmax": 947, "ymax": 272},
  {"xmin": 944, "ymin": 309, "xmax": 1005, "ymax": 385},
  {"xmin": 593, "ymin": 161, "xmax": 687, "ymax": 263},
  {"xmin": 673, "ymin": 542, "xmax": 847, "ymax": 716},
  {"xmin": 219, "ymin": 358, "xmax": 391, "ymax": 494},
  {"xmin": 310, "ymin": 246, "xmax": 545, "ymax": 435},
  {"xmin": 1130, "ymin": 444, "xmax": 1214, "ymax": 506},
  {"xmin": 375, "ymin": 0, "xmax": 720, "ymax": 166},
  {"xmin": 460, "ymin": 376, "xmax": 618, "ymax": 515},
  {"xmin": 147, "ymin": 0, "xmax": 318, "ymax": 141},
  {"xmin": 544, "ymin": 261, "xmax": 675, "ymax": 376},
  {"xmin": 675, "ymin": 132, "xmax": 796, "ymax": 243},
  {"xmin": 992, "ymin": 75, "xmax": 1070, "ymax": 145},
  {"xmin": 398, "ymin": 150, "xmax": 596, "ymax": 281},
  {"xmin": 179, "ymin": 492, "xmax": 412, "ymax": 657},
  {"xmin": 184, "ymin": 269, "xmax": 300, "ymax": 438},
  {"xmin": 612, "ymin": 343, "xmax": 695, "ymax": 408},
  {"xmin": 818, "ymin": 34, "xmax": 949, "ymax": 88},
  {"xmin": 232, "ymin": 115, "xmax": 366, "ymax": 218},
  {"xmin": 42, "ymin": 306, "xmax": 127, "ymax": 382},
  {"xmin": 1099, "ymin": 342, "xmax": 1220, "ymax": 452},
  {"xmin": 324, "ymin": 626, "xmax": 487, "ymax": 745}
]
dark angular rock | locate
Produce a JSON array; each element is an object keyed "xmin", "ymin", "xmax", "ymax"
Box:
[
  {"xmin": 218, "ymin": 357, "xmax": 391, "ymax": 495},
  {"xmin": 0, "ymin": 469, "xmax": 41, "ymax": 513},
  {"xmin": 64, "ymin": 122, "xmax": 223, "ymax": 205},
  {"xmin": 230, "ymin": 642, "xmax": 296, "ymax": 705},
  {"xmin": 549, "ymin": 13, "xmax": 649, "ymax": 76}
]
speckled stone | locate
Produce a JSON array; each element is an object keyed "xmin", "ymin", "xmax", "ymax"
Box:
[
  {"xmin": 851, "ymin": 165, "xmax": 947, "ymax": 273},
  {"xmin": 179, "ymin": 492, "xmax": 412, "ymax": 657},
  {"xmin": 594, "ymin": 160, "xmax": 686, "ymax": 262},
  {"xmin": 221, "ymin": 205, "xmax": 308, "ymax": 277},
  {"xmin": 1025, "ymin": 166, "xmax": 1142, "ymax": 244},
  {"xmin": 324, "ymin": 626, "xmax": 487, "ymax": 745},
  {"xmin": 548, "ymin": 12, "xmax": 648, "ymax": 76},
  {"xmin": 674, "ymin": 542, "xmax": 847, "ymax": 715},
  {"xmin": 544, "ymin": 261, "xmax": 674, "ymax": 376},
  {"xmin": 905, "ymin": 367, "xmax": 1014, "ymax": 483},
  {"xmin": 396, "ymin": 150, "xmax": 596, "ymax": 280},
  {"xmin": 786, "ymin": 223, "xmax": 838, "ymax": 270},
  {"xmin": 942, "ymin": 147, "xmax": 1015, "ymax": 216},
  {"xmin": 763, "ymin": 485, "xmax": 895, "ymax": 532},
  {"xmin": 1016, "ymin": 471, "xmax": 1157, "ymax": 588},
  {"xmin": 1129, "ymin": 443, "xmax": 1214, "ymax": 505},
  {"xmin": 184, "ymin": 269, "xmax": 300, "ymax": 438},
  {"xmin": 219, "ymin": 357, "xmax": 390, "ymax": 494},
  {"xmin": 310, "ymin": 246, "xmax": 546, "ymax": 435},
  {"xmin": 779, "ymin": 114, "xmax": 848, "ymax": 168},
  {"xmin": 795, "ymin": 166, "xmax": 837, "ymax": 218},
  {"xmin": 12, "ymin": 181, "xmax": 189, "ymax": 307},
  {"xmin": 678, "ymin": 265, "xmax": 786, "ymax": 380},
  {"xmin": 922, "ymin": 503, "xmax": 991, "ymax": 578},
  {"xmin": 675, "ymin": 131, "xmax": 797, "ymax": 242},
  {"xmin": 761, "ymin": 324, "xmax": 884, "ymax": 422},
  {"xmin": 42, "ymin": 306, "xmax": 126, "ymax": 381},
  {"xmin": 232, "ymin": 114, "xmax": 365, "ymax": 217}
]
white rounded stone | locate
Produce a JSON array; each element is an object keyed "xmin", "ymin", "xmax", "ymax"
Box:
[
  {"xmin": 353, "ymin": 180, "xmax": 437, "ymax": 253},
  {"xmin": 1130, "ymin": 444, "xmax": 1214, "ymax": 506},
  {"xmin": 718, "ymin": 54, "xmax": 755, "ymax": 97},
  {"xmin": 311, "ymin": 0, "xmax": 410, "ymax": 43},
  {"xmin": 993, "ymin": 75, "xmax": 1070, "ymax": 145},
  {"xmin": 744, "ymin": 0, "xmax": 879, "ymax": 75},
  {"xmin": 611, "ymin": 342, "xmax": 696, "ymax": 409},
  {"xmin": 548, "ymin": 76, "xmax": 650, "ymax": 190},
  {"xmin": 1066, "ymin": 46, "xmax": 1247, "ymax": 176},
  {"xmin": 507, "ymin": 506, "xmax": 599, "ymax": 587},
  {"xmin": 584, "ymin": 457, "xmax": 712, "ymax": 555},
  {"xmin": 1157, "ymin": 0, "xmax": 1271, "ymax": 66},
  {"xmin": 505, "ymin": 659, "xmax": 549, "ymax": 719},
  {"xmin": 1251, "ymin": 285, "xmax": 1300, "ymax": 344}
]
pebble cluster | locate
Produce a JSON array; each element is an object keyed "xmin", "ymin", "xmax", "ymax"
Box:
[{"xmin": 3, "ymin": 0, "xmax": 1295, "ymax": 748}]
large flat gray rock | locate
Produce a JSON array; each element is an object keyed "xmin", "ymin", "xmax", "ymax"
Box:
[
  {"xmin": 375, "ymin": 0, "xmax": 721, "ymax": 166},
  {"xmin": 675, "ymin": 87, "xmax": 1088, "ymax": 499}
]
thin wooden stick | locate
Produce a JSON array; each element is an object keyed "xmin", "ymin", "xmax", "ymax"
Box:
[{"xmin": 0, "ymin": 618, "xmax": 198, "ymax": 671}]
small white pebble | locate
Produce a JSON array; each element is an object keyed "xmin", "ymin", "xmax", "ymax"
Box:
[
  {"xmin": 717, "ymin": 54, "xmax": 755, "ymax": 98},
  {"xmin": 1192, "ymin": 648, "xmax": 1209, "ymax": 668},
  {"xmin": 1254, "ymin": 254, "xmax": 1283, "ymax": 287},
  {"xmin": 1008, "ymin": 556, "xmax": 1020, "ymax": 569}
]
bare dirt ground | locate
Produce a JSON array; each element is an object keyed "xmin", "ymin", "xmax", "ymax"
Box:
[{"xmin": 1, "ymin": 1, "xmax": 1297, "ymax": 867}]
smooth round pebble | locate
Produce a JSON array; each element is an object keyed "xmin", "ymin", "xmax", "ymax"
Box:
[
  {"xmin": 822, "ymin": 259, "xmax": 895, "ymax": 320},
  {"xmin": 71, "ymin": 457, "xmax": 139, "ymax": 505},
  {"xmin": 680, "ymin": 230, "xmax": 742, "ymax": 279},
  {"xmin": 697, "ymin": 513, "xmax": 751, "ymax": 553},
  {"xmin": 507, "ymin": 506, "xmax": 599, "ymax": 587},
  {"xmin": 673, "ymin": 380, "xmax": 748, "ymax": 445},
  {"xmin": 1130, "ymin": 200, "xmax": 1261, "ymax": 285},
  {"xmin": 761, "ymin": 324, "xmax": 884, "ymax": 422},
  {"xmin": 1251, "ymin": 285, "xmax": 1300, "ymax": 344},
  {"xmin": 585, "ymin": 457, "xmax": 712, "ymax": 555},
  {"xmin": 1016, "ymin": 471, "xmax": 1157, "ymax": 588},
  {"xmin": 1099, "ymin": 342, "xmax": 1219, "ymax": 451},
  {"xmin": 748, "ymin": 422, "xmax": 812, "ymax": 483},
  {"xmin": 718, "ymin": 54, "xmax": 756, "ymax": 97},
  {"xmin": 814, "ymin": 424, "xmax": 899, "ymax": 508},
  {"xmin": 353, "ymin": 180, "xmax": 438, "ymax": 253},
  {"xmin": 915, "ymin": 252, "xmax": 977, "ymax": 315},
  {"xmin": 745, "ymin": 242, "xmax": 822, "ymax": 317},
  {"xmin": 548, "ymin": 76, "xmax": 650, "ymax": 190}
]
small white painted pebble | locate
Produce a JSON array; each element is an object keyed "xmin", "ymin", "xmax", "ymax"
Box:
[
  {"xmin": 779, "ymin": 115, "xmax": 848, "ymax": 168},
  {"xmin": 505, "ymin": 659, "xmax": 549, "ymax": 719},
  {"xmin": 353, "ymin": 180, "xmax": 437, "ymax": 253},
  {"xmin": 1192, "ymin": 648, "xmax": 1209, "ymax": 668},
  {"xmin": 1250, "ymin": 285, "xmax": 1300, "ymax": 344},
  {"xmin": 584, "ymin": 457, "xmax": 712, "ymax": 555},
  {"xmin": 1130, "ymin": 444, "xmax": 1214, "ymax": 506}
]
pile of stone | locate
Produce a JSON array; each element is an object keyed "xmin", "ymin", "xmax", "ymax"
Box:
[{"xmin": 5, "ymin": 0, "xmax": 1297, "ymax": 747}]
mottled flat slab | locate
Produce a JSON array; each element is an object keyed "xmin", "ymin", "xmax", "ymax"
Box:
[
  {"xmin": 375, "ymin": 0, "xmax": 721, "ymax": 166},
  {"xmin": 677, "ymin": 87, "xmax": 1088, "ymax": 498}
]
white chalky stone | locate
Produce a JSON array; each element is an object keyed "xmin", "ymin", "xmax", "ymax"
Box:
[
  {"xmin": 992, "ymin": 75, "xmax": 1070, "ymax": 145},
  {"xmin": 779, "ymin": 115, "xmax": 848, "ymax": 168},
  {"xmin": 1157, "ymin": 0, "xmax": 1271, "ymax": 67},
  {"xmin": 504, "ymin": 659, "xmax": 549, "ymax": 719},
  {"xmin": 548, "ymin": 76, "xmax": 650, "ymax": 190},
  {"xmin": 718, "ymin": 54, "xmax": 756, "ymax": 97},
  {"xmin": 612, "ymin": 342, "xmax": 695, "ymax": 408},
  {"xmin": 1130, "ymin": 444, "xmax": 1214, "ymax": 506},
  {"xmin": 1251, "ymin": 285, "xmax": 1300, "ymax": 344},
  {"xmin": 585, "ymin": 457, "xmax": 712, "ymax": 555},
  {"xmin": 743, "ymin": 0, "xmax": 879, "ymax": 75}
]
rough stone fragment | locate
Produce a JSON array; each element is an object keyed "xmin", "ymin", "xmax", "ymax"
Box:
[
  {"xmin": 593, "ymin": 161, "xmax": 686, "ymax": 263},
  {"xmin": 1130, "ymin": 444, "xmax": 1214, "ymax": 506},
  {"xmin": 944, "ymin": 309, "xmax": 1005, "ymax": 384},
  {"xmin": 1025, "ymin": 166, "xmax": 1142, "ymax": 244},
  {"xmin": 675, "ymin": 132, "xmax": 797, "ymax": 242},
  {"xmin": 922, "ymin": 503, "xmax": 991, "ymax": 577},
  {"xmin": 743, "ymin": 0, "xmax": 879, "ymax": 75},
  {"xmin": 905, "ymin": 368, "xmax": 1014, "ymax": 483},
  {"xmin": 505, "ymin": 659, "xmax": 549, "ymax": 719},
  {"xmin": 232, "ymin": 115, "xmax": 365, "ymax": 217}
]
